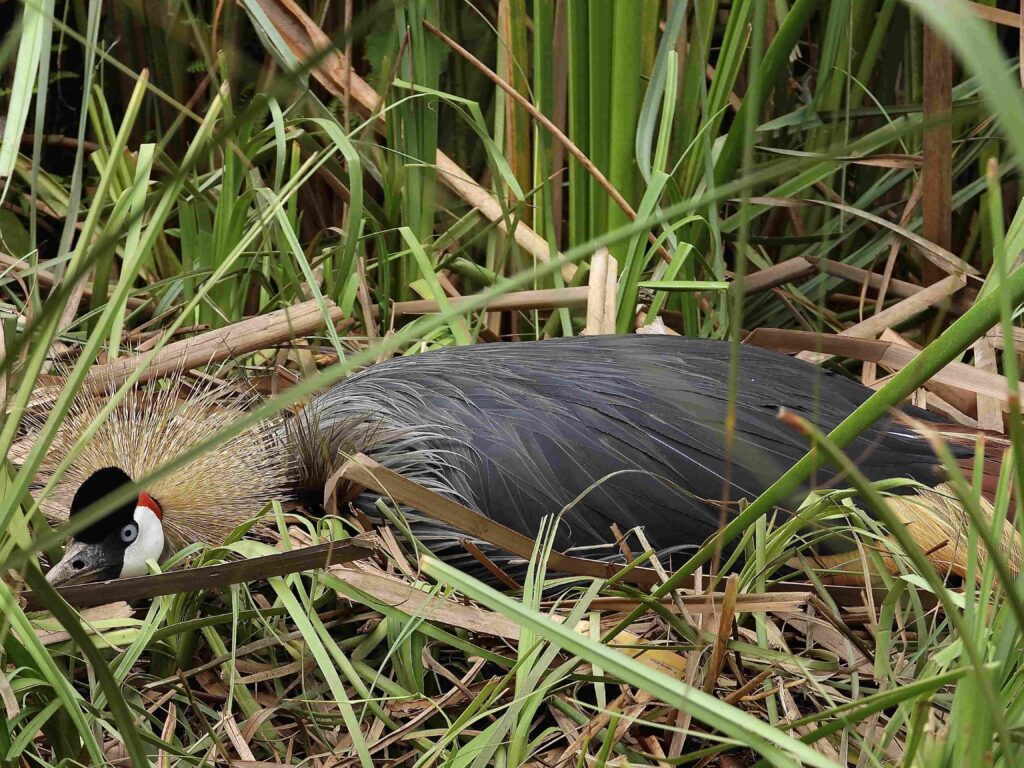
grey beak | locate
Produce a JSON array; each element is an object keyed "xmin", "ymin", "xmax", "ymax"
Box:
[{"xmin": 45, "ymin": 540, "xmax": 116, "ymax": 587}]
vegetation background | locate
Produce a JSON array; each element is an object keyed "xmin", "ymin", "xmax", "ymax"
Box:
[{"xmin": 3, "ymin": 0, "xmax": 1024, "ymax": 765}]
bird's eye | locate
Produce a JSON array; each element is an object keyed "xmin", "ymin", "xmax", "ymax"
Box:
[{"xmin": 120, "ymin": 523, "xmax": 138, "ymax": 543}]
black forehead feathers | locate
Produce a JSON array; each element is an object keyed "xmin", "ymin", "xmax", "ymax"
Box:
[{"xmin": 70, "ymin": 467, "xmax": 136, "ymax": 543}]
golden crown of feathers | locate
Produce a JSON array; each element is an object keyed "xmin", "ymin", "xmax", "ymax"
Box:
[{"xmin": 29, "ymin": 373, "xmax": 291, "ymax": 550}]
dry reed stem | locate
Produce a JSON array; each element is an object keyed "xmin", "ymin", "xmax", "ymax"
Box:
[
  {"xmin": 798, "ymin": 272, "xmax": 966, "ymax": 363},
  {"xmin": 388, "ymin": 286, "xmax": 590, "ymax": 317},
  {"xmin": 974, "ymin": 338, "xmax": 1004, "ymax": 431},
  {"xmin": 746, "ymin": 328, "xmax": 1020, "ymax": 412},
  {"xmin": 744, "ymin": 257, "xmax": 816, "ymax": 295},
  {"xmin": 28, "ymin": 298, "xmax": 343, "ymax": 408},
  {"xmin": 879, "ymin": 328, "xmax": 979, "ymax": 419},
  {"xmin": 585, "ymin": 247, "xmax": 618, "ymax": 336},
  {"xmin": 334, "ymin": 453, "xmax": 664, "ymax": 587},
  {"xmin": 702, "ymin": 573, "xmax": 739, "ymax": 694},
  {"xmin": 807, "ymin": 257, "xmax": 923, "ymax": 300},
  {"xmin": 23, "ymin": 537, "xmax": 376, "ymax": 610}
]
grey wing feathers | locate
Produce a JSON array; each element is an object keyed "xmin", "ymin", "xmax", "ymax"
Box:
[{"xmin": 298, "ymin": 335, "xmax": 947, "ymax": 560}]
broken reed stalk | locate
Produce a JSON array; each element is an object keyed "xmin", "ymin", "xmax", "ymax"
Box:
[
  {"xmin": 333, "ymin": 453, "xmax": 663, "ymax": 587},
  {"xmin": 798, "ymin": 272, "xmax": 966, "ymax": 363},
  {"xmin": 388, "ymin": 286, "xmax": 590, "ymax": 318},
  {"xmin": 27, "ymin": 299, "xmax": 344, "ymax": 408},
  {"xmin": 23, "ymin": 536, "xmax": 377, "ymax": 609}
]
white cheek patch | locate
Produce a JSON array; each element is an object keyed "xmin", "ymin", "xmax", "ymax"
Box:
[{"xmin": 120, "ymin": 506, "xmax": 165, "ymax": 578}]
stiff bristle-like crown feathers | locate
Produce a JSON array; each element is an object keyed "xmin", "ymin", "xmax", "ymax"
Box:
[{"xmin": 32, "ymin": 373, "xmax": 291, "ymax": 552}]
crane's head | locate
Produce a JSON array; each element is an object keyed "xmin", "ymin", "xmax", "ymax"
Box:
[
  {"xmin": 35, "ymin": 374, "xmax": 291, "ymax": 587},
  {"xmin": 46, "ymin": 467, "xmax": 166, "ymax": 586}
]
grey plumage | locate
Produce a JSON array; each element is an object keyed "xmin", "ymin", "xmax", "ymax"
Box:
[{"xmin": 287, "ymin": 335, "xmax": 952, "ymax": 569}]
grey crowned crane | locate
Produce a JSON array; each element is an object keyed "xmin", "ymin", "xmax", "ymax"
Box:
[{"xmin": 39, "ymin": 335, "xmax": 1020, "ymax": 587}]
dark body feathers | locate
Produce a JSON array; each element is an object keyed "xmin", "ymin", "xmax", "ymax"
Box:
[{"xmin": 294, "ymin": 336, "xmax": 950, "ymax": 565}]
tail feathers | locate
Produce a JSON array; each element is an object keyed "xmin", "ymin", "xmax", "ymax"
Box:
[{"xmin": 811, "ymin": 482, "xmax": 1021, "ymax": 586}]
